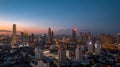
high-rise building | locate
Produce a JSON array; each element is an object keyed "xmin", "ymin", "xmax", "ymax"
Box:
[
  {"xmin": 35, "ymin": 47, "xmax": 43, "ymax": 60},
  {"xmin": 72, "ymin": 28, "xmax": 76, "ymax": 43},
  {"xmin": 75, "ymin": 44, "xmax": 82, "ymax": 61},
  {"xmin": 21, "ymin": 32, "xmax": 24, "ymax": 38},
  {"xmin": 106, "ymin": 34, "xmax": 112, "ymax": 43},
  {"xmin": 48, "ymin": 27, "xmax": 51, "ymax": 41},
  {"xmin": 117, "ymin": 33, "xmax": 120, "ymax": 43},
  {"xmin": 87, "ymin": 40, "xmax": 94, "ymax": 54},
  {"xmin": 95, "ymin": 40, "xmax": 102, "ymax": 55},
  {"xmin": 31, "ymin": 33, "xmax": 34, "ymax": 42},
  {"xmin": 83, "ymin": 32, "xmax": 87, "ymax": 42},
  {"xmin": 101, "ymin": 33, "xmax": 107, "ymax": 44},
  {"xmin": 48, "ymin": 27, "xmax": 54, "ymax": 44},
  {"xmin": 11, "ymin": 24, "xmax": 16, "ymax": 44},
  {"xmin": 88, "ymin": 32, "xmax": 92, "ymax": 40},
  {"xmin": 79, "ymin": 32, "xmax": 83, "ymax": 41},
  {"xmin": 58, "ymin": 46, "xmax": 66, "ymax": 62},
  {"xmin": 51, "ymin": 31, "xmax": 54, "ymax": 40}
]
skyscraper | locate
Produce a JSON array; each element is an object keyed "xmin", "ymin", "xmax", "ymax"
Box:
[
  {"xmin": 48, "ymin": 27, "xmax": 54, "ymax": 44},
  {"xmin": 79, "ymin": 32, "xmax": 83, "ymax": 42},
  {"xmin": 87, "ymin": 40, "xmax": 94, "ymax": 54},
  {"xmin": 83, "ymin": 32, "xmax": 87, "ymax": 41},
  {"xmin": 58, "ymin": 46, "xmax": 66, "ymax": 62},
  {"xmin": 95, "ymin": 40, "xmax": 102, "ymax": 55},
  {"xmin": 11, "ymin": 24, "xmax": 16, "ymax": 45},
  {"xmin": 107, "ymin": 34, "xmax": 112, "ymax": 43},
  {"xmin": 31, "ymin": 33, "xmax": 34, "ymax": 42},
  {"xmin": 35, "ymin": 47, "xmax": 43, "ymax": 60},
  {"xmin": 72, "ymin": 28, "xmax": 76, "ymax": 43},
  {"xmin": 101, "ymin": 34, "xmax": 107, "ymax": 44},
  {"xmin": 117, "ymin": 33, "xmax": 120, "ymax": 43},
  {"xmin": 88, "ymin": 32, "xmax": 92, "ymax": 40},
  {"xmin": 75, "ymin": 44, "xmax": 82, "ymax": 61}
]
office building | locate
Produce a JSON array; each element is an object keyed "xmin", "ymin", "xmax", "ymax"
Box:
[
  {"xmin": 87, "ymin": 40, "xmax": 94, "ymax": 54},
  {"xmin": 11, "ymin": 24, "xmax": 17, "ymax": 45},
  {"xmin": 75, "ymin": 44, "xmax": 82, "ymax": 61},
  {"xmin": 72, "ymin": 28, "xmax": 76, "ymax": 43},
  {"xmin": 48, "ymin": 27, "xmax": 54, "ymax": 44},
  {"xmin": 95, "ymin": 40, "xmax": 102, "ymax": 55},
  {"xmin": 88, "ymin": 32, "xmax": 92, "ymax": 40},
  {"xmin": 35, "ymin": 47, "xmax": 43, "ymax": 60},
  {"xmin": 58, "ymin": 46, "xmax": 66, "ymax": 62}
]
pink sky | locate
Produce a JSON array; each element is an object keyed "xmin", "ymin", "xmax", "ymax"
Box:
[{"xmin": 0, "ymin": 21, "xmax": 48, "ymax": 34}]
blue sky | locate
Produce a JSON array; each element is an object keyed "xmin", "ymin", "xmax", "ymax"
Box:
[{"xmin": 0, "ymin": 0, "xmax": 120, "ymax": 34}]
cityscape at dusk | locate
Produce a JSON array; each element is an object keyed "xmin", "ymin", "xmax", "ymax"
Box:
[
  {"xmin": 0, "ymin": 0, "xmax": 120, "ymax": 67},
  {"xmin": 0, "ymin": 0, "xmax": 120, "ymax": 34}
]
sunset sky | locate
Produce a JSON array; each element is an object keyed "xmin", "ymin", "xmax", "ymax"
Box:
[{"xmin": 0, "ymin": 0, "xmax": 120, "ymax": 34}]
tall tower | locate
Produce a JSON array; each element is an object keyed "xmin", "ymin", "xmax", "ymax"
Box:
[
  {"xmin": 51, "ymin": 30, "xmax": 54, "ymax": 41},
  {"xmin": 95, "ymin": 40, "xmax": 102, "ymax": 55},
  {"xmin": 75, "ymin": 44, "xmax": 82, "ymax": 61},
  {"xmin": 87, "ymin": 40, "xmax": 94, "ymax": 54},
  {"xmin": 101, "ymin": 33, "xmax": 107, "ymax": 44},
  {"xmin": 31, "ymin": 33, "xmax": 34, "ymax": 42},
  {"xmin": 88, "ymin": 32, "xmax": 92, "ymax": 40},
  {"xmin": 12, "ymin": 24, "xmax": 16, "ymax": 44},
  {"xmin": 58, "ymin": 46, "xmax": 66, "ymax": 62},
  {"xmin": 72, "ymin": 28, "xmax": 76, "ymax": 43},
  {"xmin": 48, "ymin": 28, "xmax": 54, "ymax": 43}
]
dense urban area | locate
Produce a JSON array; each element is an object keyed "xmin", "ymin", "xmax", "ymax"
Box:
[{"xmin": 0, "ymin": 24, "xmax": 120, "ymax": 67}]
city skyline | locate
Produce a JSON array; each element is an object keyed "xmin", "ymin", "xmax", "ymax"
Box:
[{"xmin": 0, "ymin": 0, "xmax": 120, "ymax": 34}]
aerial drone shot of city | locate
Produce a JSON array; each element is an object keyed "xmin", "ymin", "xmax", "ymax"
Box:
[{"xmin": 0, "ymin": 0, "xmax": 120, "ymax": 67}]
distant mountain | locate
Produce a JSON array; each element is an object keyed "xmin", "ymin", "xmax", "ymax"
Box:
[
  {"xmin": 0, "ymin": 30, "xmax": 11, "ymax": 32},
  {"xmin": 55, "ymin": 28, "xmax": 118, "ymax": 35},
  {"xmin": 55, "ymin": 28, "xmax": 91, "ymax": 35}
]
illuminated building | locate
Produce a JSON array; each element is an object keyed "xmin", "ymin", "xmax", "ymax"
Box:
[
  {"xmin": 72, "ymin": 28, "xmax": 76, "ymax": 43},
  {"xmin": 66, "ymin": 49, "xmax": 73, "ymax": 59},
  {"xmin": 48, "ymin": 27, "xmax": 54, "ymax": 44},
  {"xmin": 101, "ymin": 34, "xmax": 107, "ymax": 44},
  {"xmin": 35, "ymin": 47, "xmax": 43, "ymax": 60},
  {"xmin": 107, "ymin": 34, "xmax": 112, "ymax": 43},
  {"xmin": 87, "ymin": 40, "xmax": 94, "ymax": 54},
  {"xmin": 88, "ymin": 32, "xmax": 92, "ymax": 40},
  {"xmin": 58, "ymin": 45, "xmax": 66, "ymax": 63},
  {"xmin": 95, "ymin": 40, "xmax": 101, "ymax": 55},
  {"xmin": 11, "ymin": 24, "xmax": 16, "ymax": 45},
  {"xmin": 21, "ymin": 32, "xmax": 23, "ymax": 38},
  {"xmin": 23, "ymin": 32, "xmax": 28, "ymax": 45},
  {"xmin": 117, "ymin": 33, "xmax": 120, "ymax": 43},
  {"xmin": 87, "ymin": 32, "xmax": 93, "ymax": 54},
  {"xmin": 55, "ymin": 39, "xmax": 59, "ymax": 48},
  {"xmin": 33, "ymin": 46, "xmax": 50, "ymax": 67},
  {"xmin": 75, "ymin": 44, "xmax": 82, "ymax": 61}
]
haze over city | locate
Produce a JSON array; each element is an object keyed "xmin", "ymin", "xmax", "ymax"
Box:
[{"xmin": 0, "ymin": 0, "xmax": 120, "ymax": 34}]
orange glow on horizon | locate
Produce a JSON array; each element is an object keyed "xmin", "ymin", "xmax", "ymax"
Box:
[
  {"xmin": 0, "ymin": 23, "xmax": 47, "ymax": 34},
  {"xmin": 0, "ymin": 21, "xmax": 59, "ymax": 35}
]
